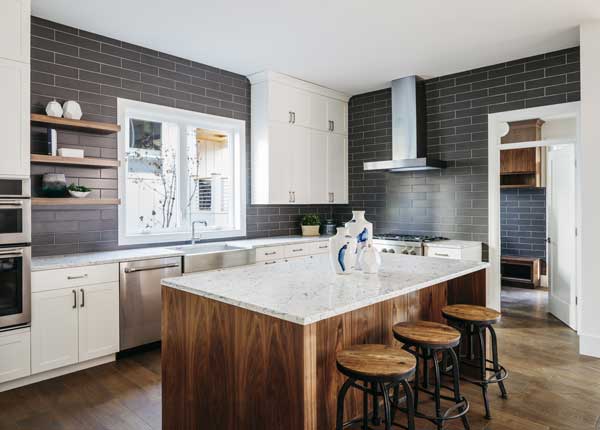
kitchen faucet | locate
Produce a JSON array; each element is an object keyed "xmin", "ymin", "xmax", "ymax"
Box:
[{"xmin": 191, "ymin": 220, "xmax": 208, "ymax": 244}]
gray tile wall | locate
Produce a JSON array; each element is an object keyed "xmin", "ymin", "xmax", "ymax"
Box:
[
  {"xmin": 334, "ymin": 47, "xmax": 580, "ymax": 252},
  {"xmin": 500, "ymin": 188, "xmax": 546, "ymax": 260},
  {"xmin": 30, "ymin": 17, "xmax": 331, "ymax": 256}
]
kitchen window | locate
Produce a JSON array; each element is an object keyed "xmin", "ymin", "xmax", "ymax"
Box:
[{"xmin": 117, "ymin": 99, "xmax": 246, "ymax": 245}]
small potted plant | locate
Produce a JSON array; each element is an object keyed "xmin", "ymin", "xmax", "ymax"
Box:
[
  {"xmin": 67, "ymin": 183, "xmax": 91, "ymax": 198},
  {"xmin": 301, "ymin": 213, "xmax": 321, "ymax": 237}
]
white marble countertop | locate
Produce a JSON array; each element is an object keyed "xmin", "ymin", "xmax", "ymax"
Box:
[
  {"xmin": 162, "ymin": 254, "xmax": 489, "ymax": 325},
  {"xmin": 424, "ymin": 240, "xmax": 482, "ymax": 249},
  {"xmin": 31, "ymin": 235, "xmax": 331, "ymax": 271}
]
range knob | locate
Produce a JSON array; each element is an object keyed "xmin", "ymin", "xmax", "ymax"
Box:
[
  {"xmin": 389, "ymin": 249, "xmax": 396, "ymax": 254},
  {"xmin": 402, "ymin": 248, "xmax": 409, "ymax": 255},
  {"xmin": 410, "ymin": 250, "xmax": 417, "ymax": 255},
  {"xmin": 381, "ymin": 248, "xmax": 388, "ymax": 253}
]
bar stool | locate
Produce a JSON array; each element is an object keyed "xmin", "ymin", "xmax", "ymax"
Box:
[
  {"xmin": 335, "ymin": 344, "xmax": 416, "ymax": 430},
  {"xmin": 441, "ymin": 304, "xmax": 508, "ymax": 419},
  {"xmin": 393, "ymin": 321, "xmax": 470, "ymax": 430}
]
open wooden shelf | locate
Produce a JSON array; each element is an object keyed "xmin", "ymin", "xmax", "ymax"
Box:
[
  {"xmin": 31, "ymin": 154, "xmax": 120, "ymax": 168},
  {"xmin": 500, "ymin": 184, "xmax": 538, "ymax": 189},
  {"xmin": 32, "ymin": 198, "xmax": 120, "ymax": 206},
  {"xmin": 31, "ymin": 114, "xmax": 121, "ymax": 135}
]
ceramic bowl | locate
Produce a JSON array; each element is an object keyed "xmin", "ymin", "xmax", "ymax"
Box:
[{"xmin": 68, "ymin": 190, "xmax": 91, "ymax": 198}]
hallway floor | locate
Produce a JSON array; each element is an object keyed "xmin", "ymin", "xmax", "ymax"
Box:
[{"xmin": 0, "ymin": 287, "xmax": 599, "ymax": 429}]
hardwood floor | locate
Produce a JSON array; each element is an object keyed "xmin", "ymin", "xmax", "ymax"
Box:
[{"xmin": 1, "ymin": 287, "xmax": 599, "ymax": 430}]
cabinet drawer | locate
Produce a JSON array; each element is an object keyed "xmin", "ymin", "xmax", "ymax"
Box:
[
  {"xmin": 32, "ymin": 263, "xmax": 119, "ymax": 292},
  {"xmin": 309, "ymin": 241, "xmax": 330, "ymax": 254},
  {"xmin": 425, "ymin": 247, "xmax": 461, "ymax": 260},
  {"xmin": 0, "ymin": 328, "xmax": 30, "ymax": 383},
  {"xmin": 284, "ymin": 244, "xmax": 313, "ymax": 258},
  {"xmin": 255, "ymin": 246, "xmax": 285, "ymax": 262}
]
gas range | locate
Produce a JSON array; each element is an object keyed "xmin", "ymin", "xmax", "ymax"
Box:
[{"xmin": 372, "ymin": 234, "xmax": 449, "ymax": 256}]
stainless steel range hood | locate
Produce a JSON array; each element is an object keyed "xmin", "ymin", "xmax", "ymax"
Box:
[{"xmin": 363, "ymin": 76, "xmax": 446, "ymax": 172}]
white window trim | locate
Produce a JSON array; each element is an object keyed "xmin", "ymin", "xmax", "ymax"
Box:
[{"xmin": 117, "ymin": 98, "xmax": 246, "ymax": 246}]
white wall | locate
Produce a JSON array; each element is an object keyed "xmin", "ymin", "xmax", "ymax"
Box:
[{"xmin": 579, "ymin": 22, "xmax": 600, "ymax": 358}]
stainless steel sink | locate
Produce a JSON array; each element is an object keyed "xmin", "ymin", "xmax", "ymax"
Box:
[{"xmin": 168, "ymin": 243, "xmax": 255, "ymax": 273}]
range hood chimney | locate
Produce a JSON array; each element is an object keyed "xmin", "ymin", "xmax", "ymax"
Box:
[{"xmin": 363, "ymin": 76, "xmax": 446, "ymax": 172}]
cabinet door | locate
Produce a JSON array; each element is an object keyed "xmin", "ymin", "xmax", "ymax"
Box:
[
  {"xmin": 309, "ymin": 94, "xmax": 328, "ymax": 131},
  {"xmin": 500, "ymin": 148, "xmax": 536, "ymax": 174},
  {"xmin": 78, "ymin": 282, "xmax": 119, "ymax": 362},
  {"xmin": 268, "ymin": 81, "xmax": 293, "ymax": 124},
  {"xmin": 0, "ymin": 59, "xmax": 29, "ymax": 177},
  {"xmin": 267, "ymin": 123, "xmax": 293, "ymax": 204},
  {"xmin": 290, "ymin": 126, "xmax": 311, "ymax": 203},
  {"xmin": 327, "ymin": 134, "xmax": 348, "ymax": 204},
  {"xmin": 309, "ymin": 130, "xmax": 329, "ymax": 203},
  {"xmin": 289, "ymin": 87, "xmax": 310, "ymax": 128},
  {"xmin": 327, "ymin": 99, "xmax": 348, "ymax": 135},
  {"xmin": 0, "ymin": 0, "xmax": 30, "ymax": 63},
  {"xmin": 0, "ymin": 329, "xmax": 30, "ymax": 383},
  {"xmin": 31, "ymin": 288, "xmax": 79, "ymax": 374}
]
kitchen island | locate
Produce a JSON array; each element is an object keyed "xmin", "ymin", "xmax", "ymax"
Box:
[{"xmin": 161, "ymin": 254, "xmax": 488, "ymax": 430}]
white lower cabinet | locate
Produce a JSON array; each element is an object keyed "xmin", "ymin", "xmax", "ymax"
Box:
[
  {"xmin": 31, "ymin": 267, "xmax": 119, "ymax": 375},
  {"xmin": 78, "ymin": 283, "xmax": 120, "ymax": 362},
  {"xmin": 0, "ymin": 328, "xmax": 30, "ymax": 384}
]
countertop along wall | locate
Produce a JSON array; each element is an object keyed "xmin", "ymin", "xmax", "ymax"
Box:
[
  {"xmin": 335, "ymin": 47, "xmax": 580, "ymax": 253},
  {"xmin": 30, "ymin": 17, "xmax": 332, "ymax": 257}
]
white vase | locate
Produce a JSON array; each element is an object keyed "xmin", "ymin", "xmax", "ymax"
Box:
[
  {"xmin": 344, "ymin": 210, "xmax": 373, "ymax": 269},
  {"xmin": 329, "ymin": 227, "xmax": 357, "ymax": 275},
  {"xmin": 62, "ymin": 100, "xmax": 83, "ymax": 120},
  {"xmin": 45, "ymin": 100, "xmax": 63, "ymax": 118},
  {"xmin": 358, "ymin": 244, "xmax": 382, "ymax": 274}
]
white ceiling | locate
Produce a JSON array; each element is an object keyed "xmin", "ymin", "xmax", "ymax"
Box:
[{"xmin": 32, "ymin": 0, "xmax": 600, "ymax": 95}]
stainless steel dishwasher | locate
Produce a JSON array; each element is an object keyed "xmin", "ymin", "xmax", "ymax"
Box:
[{"xmin": 119, "ymin": 257, "xmax": 182, "ymax": 351}]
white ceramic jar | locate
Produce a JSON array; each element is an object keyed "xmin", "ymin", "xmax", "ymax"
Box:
[
  {"xmin": 328, "ymin": 227, "xmax": 357, "ymax": 275},
  {"xmin": 344, "ymin": 210, "xmax": 373, "ymax": 269},
  {"xmin": 358, "ymin": 243, "xmax": 381, "ymax": 274}
]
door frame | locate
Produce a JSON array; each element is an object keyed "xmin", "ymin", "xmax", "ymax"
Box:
[{"xmin": 487, "ymin": 102, "xmax": 581, "ymax": 330}]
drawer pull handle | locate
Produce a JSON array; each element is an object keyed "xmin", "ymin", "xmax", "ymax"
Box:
[
  {"xmin": 67, "ymin": 274, "xmax": 88, "ymax": 280},
  {"xmin": 292, "ymin": 248, "xmax": 303, "ymax": 252},
  {"xmin": 318, "ymin": 245, "xmax": 328, "ymax": 249},
  {"xmin": 123, "ymin": 263, "xmax": 180, "ymax": 273},
  {"xmin": 264, "ymin": 251, "xmax": 277, "ymax": 256},
  {"xmin": 264, "ymin": 261, "xmax": 277, "ymax": 265},
  {"xmin": 434, "ymin": 253, "xmax": 449, "ymax": 257}
]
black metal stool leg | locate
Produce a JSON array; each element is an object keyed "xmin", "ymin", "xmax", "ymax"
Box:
[
  {"xmin": 413, "ymin": 347, "xmax": 420, "ymax": 412},
  {"xmin": 380, "ymin": 382, "xmax": 392, "ymax": 430},
  {"xmin": 401, "ymin": 379, "xmax": 416, "ymax": 430},
  {"xmin": 469, "ymin": 323, "xmax": 475, "ymax": 360},
  {"xmin": 477, "ymin": 327, "xmax": 492, "ymax": 419},
  {"xmin": 362, "ymin": 380, "xmax": 369, "ymax": 430},
  {"xmin": 391, "ymin": 383, "xmax": 399, "ymax": 423},
  {"xmin": 423, "ymin": 348, "xmax": 430, "ymax": 389},
  {"xmin": 336, "ymin": 378, "xmax": 354, "ymax": 430},
  {"xmin": 489, "ymin": 325, "xmax": 508, "ymax": 399},
  {"xmin": 432, "ymin": 352, "xmax": 443, "ymax": 430},
  {"xmin": 449, "ymin": 347, "xmax": 470, "ymax": 430},
  {"xmin": 372, "ymin": 382, "xmax": 381, "ymax": 425}
]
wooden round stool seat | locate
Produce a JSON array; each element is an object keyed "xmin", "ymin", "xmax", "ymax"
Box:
[
  {"xmin": 336, "ymin": 344, "xmax": 416, "ymax": 381},
  {"xmin": 442, "ymin": 304, "xmax": 501, "ymax": 325},
  {"xmin": 393, "ymin": 321, "xmax": 461, "ymax": 349}
]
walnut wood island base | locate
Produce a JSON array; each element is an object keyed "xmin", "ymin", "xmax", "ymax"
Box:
[{"xmin": 161, "ymin": 255, "xmax": 487, "ymax": 430}]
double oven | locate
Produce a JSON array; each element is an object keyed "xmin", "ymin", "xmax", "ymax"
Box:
[{"xmin": 0, "ymin": 178, "xmax": 31, "ymax": 331}]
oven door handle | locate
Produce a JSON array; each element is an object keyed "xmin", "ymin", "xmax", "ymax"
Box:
[
  {"xmin": 0, "ymin": 200, "xmax": 24, "ymax": 207},
  {"xmin": 0, "ymin": 248, "xmax": 23, "ymax": 257}
]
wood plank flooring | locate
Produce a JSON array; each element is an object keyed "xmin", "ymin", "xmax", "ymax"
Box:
[{"xmin": 1, "ymin": 287, "xmax": 599, "ymax": 430}]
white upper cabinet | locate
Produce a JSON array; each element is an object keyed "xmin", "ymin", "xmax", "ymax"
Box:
[
  {"xmin": 0, "ymin": 0, "xmax": 30, "ymax": 64},
  {"xmin": 327, "ymin": 134, "xmax": 348, "ymax": 204},
  {"xmin": 249, "ymin": 71, "xmax": 349, "ymax": 205},
  {"xmin": 0, "ymin": 59, "xmax": 30, "ymax": 177}
]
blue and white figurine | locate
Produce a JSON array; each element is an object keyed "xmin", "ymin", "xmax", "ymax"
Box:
[
  {"xmin": 345, "ymin": 210, "xmax": 373, "ymax": 270},
  {"xmin": 329, "ymin": 227, "xmax": 357, "ymax": 275}
]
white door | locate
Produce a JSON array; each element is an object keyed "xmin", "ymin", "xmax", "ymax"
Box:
[
  {"xmin": 31, "ymin": 288, "xmax": 79, "ymax": 374},
  {"xmin": 266, "ymin": 123, "xmax": 293, "ymax": 204},
  {"xmin": 327, "ymin": 99, "xmax": 348, "ymax": 135},
  {"xmin": 0, "ymin": 0, "xmax": 30, "ymax": 63},
  {"xmin": 0, "ymin": 329, "xmax": 30, "ymax": 383},
  {"xmin": 290, "ymin": 126, "xmax": 311, "ymax": 203},
  {"xmin": 547, "ymin": 144, "xmax": 577, "ymax": 329},
  {"xmin": 309, "ymin": 94, "xmax": 328, "ymax": 131},
  {"xmin": 327, "ymin": 134, "xmax": 348, "ymax": 204},
  {"xmin": 78, "ymin": 283, "xmax": 120, "ymax": 361},
  {"xmin": 0, "ymin": 59, "xmax": 29, "ymax": 177},
  {"xmin": 310, "ymin": 130, "xmax": 329, "ymax": 203}
]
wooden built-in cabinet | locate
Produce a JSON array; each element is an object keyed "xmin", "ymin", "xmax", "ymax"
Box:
[
  {"xmin": 250, "ymin": 71, "xmax": 349, "ymax": 204},
  {"xmin": 500, "ymin": 119, "xmax": 546, "ymax": 188}
]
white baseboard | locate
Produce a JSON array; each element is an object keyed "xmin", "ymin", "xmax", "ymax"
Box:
[
  {"xmin": 540, "ymin": 274, "xmax": 548, "ymax": 287},
  {"xmin": 0, "ymin": 354, "xmax": 115, "ymax": 393},
  {"xmin": 580, "ymin": 334, "xmax": 600, "ymax": 358},
  {"xmin": 548, "ymin": 295, "xmax": 577, "ymax": 329}
]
